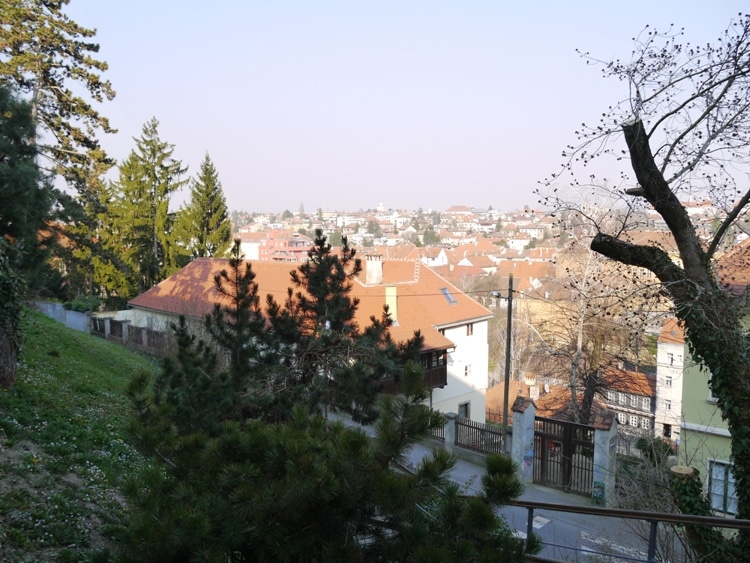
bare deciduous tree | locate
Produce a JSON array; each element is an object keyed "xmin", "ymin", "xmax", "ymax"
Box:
[{"xmin": 540, "ymin": 14, "xmax": 750, "ymax": 524}]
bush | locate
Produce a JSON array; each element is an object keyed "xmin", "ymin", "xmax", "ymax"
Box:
[{"xmin": 64, "ymin": 295, "xmax": 102, "ymax": 313}]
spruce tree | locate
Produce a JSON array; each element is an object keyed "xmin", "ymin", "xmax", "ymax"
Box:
[
  {"xmin": 0, "ymin": 85, "xmax": 50, "ymax": 387},
  {"xmin": 103, "ymin": 118, "xmax": 187, "ymax": 297},
  {"xmin": 0, "ymin": 86, "xmax": 51, "ymax": 274},
  {"xmin": 174, "ymin": 153, "xmax": 232, "ymax": 260}
]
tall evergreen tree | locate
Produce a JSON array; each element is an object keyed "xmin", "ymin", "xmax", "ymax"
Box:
[
  {"xmin": 0, "ymin": 85, "xmax": 53, "ymax": 387},
  {"xmin": 0, "ymin": 86, "xmax": 51, "ymax": 273},
  {"xmin": 0, "ymin": 240, "xmax": 25, "ymax": 388},
  {"xmin": 0, "ymin": 0, "xmax": 119, "ymax": 300},
  {"xmin": 174, "ymin": 153, "xmax": 231, "ymax": 259},
  {"xmin": 0, "ymin": 0, "xmax": 116, "ymax": 198},
  {"xmin": 204, "ymin": 240, "xmax": 280, "ymax": 420},
  {"xmin": 103, "ymin": 118, "xmax": 187, "ymax": 297}
]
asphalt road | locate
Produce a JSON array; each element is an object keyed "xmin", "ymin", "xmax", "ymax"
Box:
[{"xmin": 406, "ymin": 442, "xmax": 658, "ymax": 562}]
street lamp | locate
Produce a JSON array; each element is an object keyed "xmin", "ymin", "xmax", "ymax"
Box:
[{"xmin": 491, "ymin": 273, "xmax": 513, "ymax": 455}]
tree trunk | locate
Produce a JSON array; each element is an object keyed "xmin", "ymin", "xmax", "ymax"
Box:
[
  {"xmin": 590, "ymin": 119, "xmax": 750, "ymax": 527},
  {"xmin": 0, "ymin": 323, "xmax": 18, "ymax": 388}
]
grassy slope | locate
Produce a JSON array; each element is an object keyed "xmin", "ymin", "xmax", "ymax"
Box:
[{"xmin": 0, "ymin": 310, "xmax": 160, "ymax": 562}]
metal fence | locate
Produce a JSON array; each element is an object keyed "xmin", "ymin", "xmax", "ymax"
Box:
[
  {"xmin": 455, "ymin": 416, "xmax": 504, "ymax": 455},
  {"xmin": 517, "ymin": 499, "xmax": 750, "ymax": 562},
  {"xmin": 429, "ymin": 419, "xmax": 445, "ymax": 442}
]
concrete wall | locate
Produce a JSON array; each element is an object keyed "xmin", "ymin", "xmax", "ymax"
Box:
[
  {"xmin": 33, "ymin": 301, "xmax": 89, "ymax": 333},
  {"xmin": 680, "ymin": 359, "xmax": 731, "ymax": 474}
]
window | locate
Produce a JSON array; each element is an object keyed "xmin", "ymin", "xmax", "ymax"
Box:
[
  {"xmin": 629, "ymin": 395, "xmax": 639, "ymax": 408},
  {"xmin": 708, "ymin": 378, "xmax": 718, "ymax": 403},
  {"xmin": 663, "ymin": 424, "xmax": 672, "ymax": 438},
  {"xmin": 617, "ymin": 412, "xmax": 627, "ymax": 425},
  {"xmin": 464, "ymin": 365, "xmax": 472, "ymax": 377},
  {"xmin": 618, "ymin": 392, "xmax": 626, "ymax": 405},
  {"xmin": 606, "ymin": 390, "xmax": 615, "ymax": 402},
  {"xmin": 709, "ymin": 460, "xmax": 738, "ymax": 515},
  {"xmin": 664, "ymin": 399, "xmax": 672, "ymax": 411},
  {"xmin": 641, "ymin": 418, "xmax": 651, "ymax": 430},
  {"xmin": 629, "ymin": 415, "xmax": 639, "ymax": 427},
  {"xmin": 440, "ymin": 287, "xmax": 457, "ymax": 304},
  {"xmin": 458, "ymin": 401, "xmax": 470, "ymax": 419},
  {"xmin": 642, "ymin": 397, "xmax": 650, "ymax": 410},
  {"xmin": 466, "ymin": 323, "xmax": 474, "ymax": 336},
  {"xmin": 667, "ymin": 352, "xmax": 674, "ymax": 366},
  {"xmin": 665, "ymin": 376, "xmax": 673, "ymax": 388}
]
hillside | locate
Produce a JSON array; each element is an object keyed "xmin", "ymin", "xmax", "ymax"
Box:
[{"xmin": 0, "ymin": 310, "xmax": 160, "ymax": 562}]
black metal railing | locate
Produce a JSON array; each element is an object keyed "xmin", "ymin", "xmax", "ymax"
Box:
[
  {"xmin": 515, "ymin": 499, "xmax": 750, "ymax": 562},
  {"xmin": 455, "ymin": 416, "xmax": 504, "ymax": 454}
]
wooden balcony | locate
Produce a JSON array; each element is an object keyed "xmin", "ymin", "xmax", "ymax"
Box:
[{"xmin": 381, "ymin": 365, "xmax": 447, "ymax": 395}]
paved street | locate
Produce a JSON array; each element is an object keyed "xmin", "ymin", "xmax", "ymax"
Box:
[
  {"xmin": 334, "ymin": 413, "xmax": 656, "ymax": 561},
  {"xmin": 406, "ymin": 442, "xmax": 653, "ymax": 562}
]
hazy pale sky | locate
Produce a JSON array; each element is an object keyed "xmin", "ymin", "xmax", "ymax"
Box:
[{"xmin": 66, "ymin": 0, "xmax": 747, "ymax": 213}]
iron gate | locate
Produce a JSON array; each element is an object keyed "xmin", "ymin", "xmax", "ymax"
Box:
[{"xmin": 533, "ymin": 416, "xmax": 594, "ymax": 496}]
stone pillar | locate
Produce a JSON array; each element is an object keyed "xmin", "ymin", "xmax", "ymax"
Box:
[
  {"xmin": 592, "ymin": 413, "xmax": 617, "ymax": 506},
  {"xmin": 444, "ymin": 412, "xmax": 457, "ymax": 454},
  {"xmin": 511, "ymin": 397, "xmax": 536, "ymax": 483}
]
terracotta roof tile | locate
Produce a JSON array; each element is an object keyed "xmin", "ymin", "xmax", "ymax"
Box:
[
  {"xmin": 658, "ymin": 318, "xmax": 685, "ymax": 344},
  {"xmin": 129, "ymin": 257, "xmax": 491, "ymax": 354},
  {"xmin": 715, "ymin": 238, "xmax": 750, "ymax": 298},
  {"xmin": 604, "ymin": 367, "xmax": 656, "ymax": 397}
]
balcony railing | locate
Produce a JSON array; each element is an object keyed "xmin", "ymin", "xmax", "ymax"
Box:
[
  {"xmin": 381, "ymin": 365, "xmax": 447, "ymax": 395},
  {"xmin": 515, "ymin": 499, "xmax": 750, "ymax": 562}
]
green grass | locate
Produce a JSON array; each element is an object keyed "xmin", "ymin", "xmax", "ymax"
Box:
[{"xmin": 0, "ymin": 309, "xmax": 160, "ymax": 562}]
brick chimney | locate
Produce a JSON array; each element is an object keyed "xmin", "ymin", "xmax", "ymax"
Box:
[{"xmin": 365, "ymin": 254, "xmax": 383, "ymax": 285}]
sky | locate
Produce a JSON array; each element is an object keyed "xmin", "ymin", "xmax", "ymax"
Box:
[{"xmin": 65, "ymin": 0, "xmax": 748, "ymax": 214}]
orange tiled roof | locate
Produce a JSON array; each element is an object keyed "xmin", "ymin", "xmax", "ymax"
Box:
[
  {"xmin": 715, "ymin": 238, "xmax": 750, "ymax": 298},
  {"xmin": 658, "ymin": 318, "xmax": 685, "ymax": 344},
  {"xmin": 603, "ymin": 367, "xmax": 656, "ymax": 397},
  {"xmin": 129, "ymin": 257, "xmax": 492, "ymax": 353},
  {"xmin": 533, "ymin": 386, "xmax": 613, "ymax": 429}
]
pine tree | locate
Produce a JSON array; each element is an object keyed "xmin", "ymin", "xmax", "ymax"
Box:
[
  {"xmin": 266, "ymin": 228, "xmax": 423, "ymax": 423},
  {"xmin": 123, "ymin": 361, "xmax": 537, "ymax": 561},
  {"xmin": 0, "ymin": 240, "xmax": 26, "ymax": 388},
  {"xmin": 155, "ymin": 316, "xmax": 230, "ymax": 436},
  {"xmin": 205, "ymin": 240, "xmax": 286, "ymax": 420},
  {"xmin": 103, "ymin": 118, "xmax": 187, "ymax": 297},
  {"xmin": 0, "ymin": 86, "xmax": 51, "ymax": 274},
  {"xmin": 0, "ymin": 85, "xmax": 49, "ymax": 387},
  {"xmin": 0, "ymin": 0, "xmax": 115, "ymax": 192},
  {"xmin": 174, "ymin": 153, "xmax": 232, "ymax": 259}
]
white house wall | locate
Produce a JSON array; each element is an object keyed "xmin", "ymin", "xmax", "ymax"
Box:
[
  {"xmin": 654, "ymin": 338, "xmax": 685, "ymax": 442},
  {"xmin": 431, "ymin": 319, "xmax": 489, "ymax": 423}
]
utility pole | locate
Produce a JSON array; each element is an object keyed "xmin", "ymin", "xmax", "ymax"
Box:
[{"xmin": 502, "ymin": 273, "xmax": 513, "ymax": 454}]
